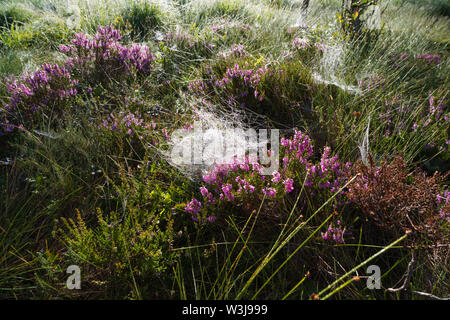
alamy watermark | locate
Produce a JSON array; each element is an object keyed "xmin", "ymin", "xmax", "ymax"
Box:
[
  {"xmin": 66, "ymin": 265, "xmax": 81, "ymax": 290},
  {"xmin": 366, "ymin": 265, "xmax": 381, "ymax": 289}
]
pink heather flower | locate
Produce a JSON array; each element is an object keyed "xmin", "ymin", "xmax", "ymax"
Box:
[
  {"xmin": 282, "ymin": 155, "xmax": 289, "ymax": 167},
  {"xmin": 222, "ymin": 183, "xmax": 234, "ymax": 201},
  {"xmin": 283, "ymin": 178, "xmax": 294, "ymax": 193},
  {"xmin": 239, "ymin": 163, "xmax": 250, "ymax": 171},
  {"xmin": 237, "ymin": 178, "xmax": 255, "ymax": 194},
  {"xmin": 271, "ymin": 171, "xmax": 281, "ymax": 183},
  {"xmin": 183, "ymin": 122, "xmax": 194, "ymax": 131},
  {"xmin": 292, "ymin": 37, "xmax": 308, "ymax": 49},
  {"xmin": 185, "ymin": 198, "xmax": 201, "ymax": 214},
  {"xmin": 202, "ymin": 171, "xmax": 217, "ymax": 185},
  {"xmin": 321, "ymin": 231, "xmax": 330, "ymax": 240},
  {"xmin": 437, "ymin": 190, "xmax": 449, "ymax": 206},
  {"xmin": 200, "ymin": 186, "xmax": 209, "ymax": 197},
  {"xmin": 262, "ymin": 187, "xmax": 277, "ymax": 198},
  {"xmin": 322, "ymin": 223, "xmax": 344, "ymax": 243},
  {"xmin": 162, "ymin": 128, "xmax": 169, "ymax": 140}
]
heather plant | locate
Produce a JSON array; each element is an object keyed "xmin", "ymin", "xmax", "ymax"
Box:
[
  {"xmin": 323, "ymin": 38, "xmax": 449, "ymax": 167},
  {"xmin": 95, "ymin": 109, "xmax": 176, "ymax": 161},
  {"xmin": 62, "ymin": 25, "xmax": 155, "ymax": 85},
  {"xmin": 187, "ymin": 56, "xmax": 335, "ymax": 126},
  {"xmin": 346, "ymin": 154, "xmax": 449, "ymax": 246},
  {"xmin": 1, "ymin": 62, "xmax": 78, "ymax": 133},
  {"xmin": 386, "ymin": 51, "xmax": 447, "ymax": 95},
  {"xmin": 182, "ymin": 130, "xmax": 351, "ymax": 241},
  {"xmin": 55, "ymin": 205, "xmax": 178, "ymax": 299},
  {"xmin": 120, "ymin": 1, "xmax": 167, "ymax": 39},
  {"xmin": 0, "ymin": 25, "xmax": 156, "ymax": 134},
  {"xmin": 98, "ymin": 111, "xmax": 154, "ymax": 138},
  {"xmin": 363, "ymin": 91, "xmax": 450, "ymax": 168}
]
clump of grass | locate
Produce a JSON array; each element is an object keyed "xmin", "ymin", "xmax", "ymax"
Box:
[
  {"xmin": 0, "ymin": 3, "xmax": 34, "ymax": 29},
  {"xmin": 186, "ymin": 0, "xmax": 253, "ymax": 26},
  {"xmin": 120, "ymin": 1, "xmax": 168, "ymax": 39}
]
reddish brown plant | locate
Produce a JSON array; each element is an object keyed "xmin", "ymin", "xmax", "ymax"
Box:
[{"xmin": 346, "ymin": 154, "xmax": 449, "ymax": 246}]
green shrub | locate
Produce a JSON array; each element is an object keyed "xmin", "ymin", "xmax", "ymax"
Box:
[
  {"xmin": 50, "ymin": 159, "xmax": 192, "ymax": 298},
  {"xmin": 0, "ymin": 23, "xmax": 36, "ymax": 48}
]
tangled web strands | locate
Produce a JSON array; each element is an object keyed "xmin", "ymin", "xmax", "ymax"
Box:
[
  {"xmin": 158, "ymin": 96, "xmax": 271, "ymax": 181},
  {"xmin": 359, "ymin": 115, "xmax": 371, "ymax": 165}
]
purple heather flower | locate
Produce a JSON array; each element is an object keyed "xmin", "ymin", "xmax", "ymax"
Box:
[
  {"xmin": 262, "ymin": 187, "xmax": 277, "ymax": 198},
  {"xmin": 200, "ymin": 186, "xmax": 209, "ymax": 197},
  {"xmin": 292, "ymin": 37, "xmax": 308, "ymax": 50},
  {"xmin": 283, "ymin": 178, "xmax": 294, "ymax": 193},
  {"xmin": 322, "ymin": 223, "xmax": 344, "ymax": 243},
  {"xmin": 271, "ymin": 171, "xmax": 281, "ymax": 183},
  {"xmin": 185, "ymin": 198, "xmax": 202, "ymax": 214},
  {"xmin": 222, "ymin": 183, "xmax": 234, "ymax": 201}
]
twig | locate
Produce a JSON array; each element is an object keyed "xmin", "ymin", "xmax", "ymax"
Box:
[
  {"xmin": 412, "ymin": 291, "xmax": 450, "ymax": 301},
  {"xmin": 404, "ymin": 243, "xmax": 450, "ymax": 250},
  {"xmin": 386, "ymin": 250, "xmax": 416, "ymax": 293}
]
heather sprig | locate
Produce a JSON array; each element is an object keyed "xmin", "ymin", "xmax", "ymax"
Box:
[
  {"xmin": 99, "ymin": 111, "xmax": 154, "ymax": 138},
  {"xmin": 436, "ymin": 189, "xmax": 450, "ymax": 222},
  {"xmin": 321, "ymin": 220, "xmax": 345, "ymax": 243}
]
